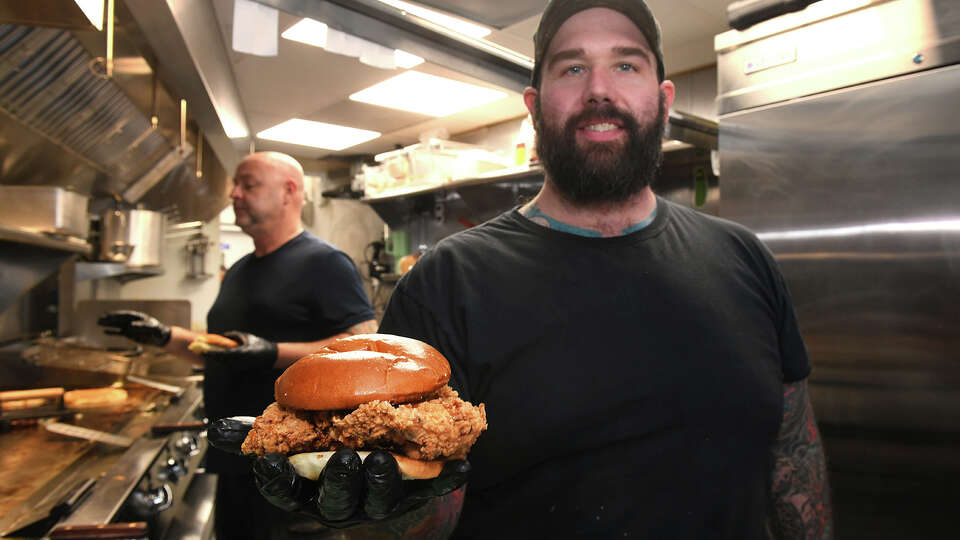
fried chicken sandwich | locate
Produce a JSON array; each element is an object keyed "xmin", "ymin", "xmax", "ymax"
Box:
[{"xmin": 240, "ymin": 334, "xmax": 487, "ymax": 480}]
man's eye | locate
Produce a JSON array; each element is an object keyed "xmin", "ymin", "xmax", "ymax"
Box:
[
  {"xmin": 617, "ymin": 63, "xmax": 637, "ymax": 72},
  {"xmin": 565, "ymin": 65, "xmax": 584, "ymax": 75}
]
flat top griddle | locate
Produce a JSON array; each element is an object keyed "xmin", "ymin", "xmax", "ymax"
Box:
[{"xmin": 0, "ymin": 386, "xmax": 164, "ymax": 519}]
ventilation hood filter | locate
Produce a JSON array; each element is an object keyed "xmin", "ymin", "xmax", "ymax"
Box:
[{"xmin": 0, "ymin": 25, "xmax": 172, "ymax": 193}]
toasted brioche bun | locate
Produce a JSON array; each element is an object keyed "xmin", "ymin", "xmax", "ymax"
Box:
[
  {"xmin": 289, "ymin": 451, "xmax": 445, "ymax": 480},
  {"xmin": 275, "ymin": 334, "xmax": 450, "ymax": 410},
  {"xmin": 188, "ymin": 333, "xmax": 238, "ymax": 354}
]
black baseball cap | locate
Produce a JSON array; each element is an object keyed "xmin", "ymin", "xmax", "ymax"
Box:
[{"xmin": 531, "ymin": 0, "xmax": 665, "ymax": 87}]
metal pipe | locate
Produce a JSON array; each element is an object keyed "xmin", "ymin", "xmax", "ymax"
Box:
[
  {"xmin": 106, "ymin": 0, "xmax": 115, "ymax": 77},
  {"xmin": 196, "ymin": 128, "xmax": 203, "ymax": 179},
  {"xmin": 180, "ymin": 99, "xmax": 186, "ymax": 149}
]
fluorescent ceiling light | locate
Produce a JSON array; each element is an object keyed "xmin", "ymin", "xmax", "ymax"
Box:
[
  {"xmin": 74, "ymin": 0, "xmax": 104, "ymax": 31},
  {"xmin": 394, "ymin": 49, "xmax": 424, "ymax": 69},
  {"xmin": 374, "ymin": 0, "xmax": 491, "ymax": 38},
  {"xmin": 350, "ymin": 71, "xmax": 507, "ymax": 117},
  {"xmin": 281, "ymin": 18, "xmax": 328, "ymax": 48},
  {"xmin": 257, "ymin": 119, "xmax": 380, "ymax": 151}
]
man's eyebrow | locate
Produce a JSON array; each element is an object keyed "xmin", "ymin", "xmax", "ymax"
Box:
[
  {"xmin": 546, "ymin": 48, "xmax": 585, "ymax": 69},
  {"xmin": 612, "ymin": 46, "xmax": 653, "ymax": 63},
  {"xmin": 546, "ymin": 46, "xmax": 653, "ymax": 69}
]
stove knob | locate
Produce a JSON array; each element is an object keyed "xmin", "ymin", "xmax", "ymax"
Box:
[
  {"xmin": 127, "ymin": 484, "xmax": 173, "ymax": 516},
  {"xmin": 173, "ymin": 433, "xmax": 199, "ymax": 456},
  {"xmin": 158, "ymin": 457, "xmax": 187, "ymax": 482}
]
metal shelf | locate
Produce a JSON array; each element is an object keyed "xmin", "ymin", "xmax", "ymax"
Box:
[
  {"xmin": 75, "ymin": 262, "xmax": 164, "ymax": 283},
  {"xmin": 0, "ymin": 225, "xmax": 91, "ymax": 256},
  {"xmin": 361, "ymin": 165, "xmax": 544, "ymax": 203},
  {"xmin": 360, "ymin": 165, "xmax": 544, "ymax": 230}
]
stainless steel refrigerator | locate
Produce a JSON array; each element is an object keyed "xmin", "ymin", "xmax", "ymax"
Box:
[{"xmin": 716, "ymin": 0, "xmax": 959, "ymax": 536}]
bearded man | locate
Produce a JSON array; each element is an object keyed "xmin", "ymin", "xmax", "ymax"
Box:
[
  {"xmin": 245, "ymin": 1, "xmax": 833, "ymax": 538},
  {"xmin": 381, "ymin": 1, "xmax": 832, "ymax": 537}
]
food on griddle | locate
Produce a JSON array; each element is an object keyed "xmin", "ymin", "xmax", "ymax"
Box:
[
  {"xmin": 63, "ymin": 387, "xmax": 128, "ymax": 409},
  {"xmin": 0, "ymin": 387, "xmax": 65, "ymax": 411},
  {"xmin": 240, "ymin": 334, "xmax": 487, "ymax": 480}
]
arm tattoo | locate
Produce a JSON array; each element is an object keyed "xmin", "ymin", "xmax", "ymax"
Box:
[
  {"xmin": 769, "ymin": 380, "xmax": 833, "ymax": 539},
  {"xmin": 348, "ymin": 319, "xmax": 378, "ymax": 334}
]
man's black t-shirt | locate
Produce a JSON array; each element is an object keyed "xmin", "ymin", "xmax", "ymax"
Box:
[
  {"xmin": 379, "ymin": 198, "xmax": 810, "ymax": 539},
  {"xmin": 206, "ymin": 231, "xmax": 374, "ymax": 474}
]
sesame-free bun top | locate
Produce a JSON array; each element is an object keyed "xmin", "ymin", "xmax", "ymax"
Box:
[{"xmin": 275, "ymin": 334, "xmax": 451, "ymax": 410}]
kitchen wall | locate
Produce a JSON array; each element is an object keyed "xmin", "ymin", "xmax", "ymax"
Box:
[
  {"xmin": 74, "ymin": 221, "xmax": 223, "ymax": 331},
  {"xmin": 301, "ymin": 172, "xmax": 386, "ymax": 306}
]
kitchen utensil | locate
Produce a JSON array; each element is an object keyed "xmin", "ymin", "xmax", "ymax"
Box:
[
  {"xmin": 124, "ymin": 375, "xmax": 183, "ymax": 396},
  {"xmin": 150, "ymin": 421, "xmax": 206, "ymax": 436},
  {"xmin": 0, "ymin": 186, "xmax": 90, "ymax": 239},
  {"xmin": 99, "ymin": 209, "xmax": 165, "ymax": 267},
  {"xmin": 44, "ymin": 422, "xmax": 133, "ymax": 447},
  {"xmin": 48, "ymin": 522, "xmax": 148, "ymax": 539},
  {"xmin": 1, "ymin": 478, "xmax": 96, "ymax": 537}
]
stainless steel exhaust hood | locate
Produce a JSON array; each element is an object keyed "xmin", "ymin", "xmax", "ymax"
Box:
[
  {"xmin": 0, "ymin": 25, "xmax": 175, "ymax": 192},
  {"xmin": 0, "ymin": 2, "xmax": 239, "ymax": 329},
  {"xmin": 0, "ymin": 1, "xmax": 238, "ymax": 229}
]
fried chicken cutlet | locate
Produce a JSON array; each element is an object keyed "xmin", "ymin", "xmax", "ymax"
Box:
[{"xmin": 241, "ymin": 386, "xmax": 487, "ymax": 460}]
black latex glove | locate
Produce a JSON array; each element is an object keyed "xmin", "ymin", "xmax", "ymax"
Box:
[
  {"xmin": 207, "ymin": 416, "xmax": 256, "ymax": 455},
  {"xmin": 206, "ymin": 417, "xmax": 470, "ymax": 528},
  {"xmin": 255, "ymin": 449, "xmax": 471, "ymax": 528},
  {"xmin": 201, "ymin": 331, "xmax": 278, "ymax": 371},
  {"xmin": 97, "ymin": 310, "xmax": 171, "ymax": 347}
]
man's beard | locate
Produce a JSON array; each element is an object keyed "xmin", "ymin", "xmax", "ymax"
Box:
[
  {"xmin": 534, "ymin": 92, "xmax": 666, "ymax": 206},
  {"xmin": 234, "ymin": 205, "xmax": 262, "ymax": 233}
]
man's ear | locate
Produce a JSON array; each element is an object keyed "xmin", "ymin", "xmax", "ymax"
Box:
[
  {"xmin": 522, "ymin": 86, "xmax": 539, "ymax": 119},
  {"xmin": 283, "ymin": 177, "xmax": 297, "ymax": 203},
  {"xmin": 660, "ymin": 79, "xmax": 676, "ymax": 124}
]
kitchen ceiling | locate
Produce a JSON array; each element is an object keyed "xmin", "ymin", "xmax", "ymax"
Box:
[{"xmin": 208, "ymin": 0, "xmax": 732, "ymax": 163}]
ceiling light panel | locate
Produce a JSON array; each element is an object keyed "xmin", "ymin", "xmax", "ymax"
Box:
[
  {"xmin": 350, "ymin": 71, "xmax": 507, "ymax": 117},
  {"xmin": 257, "ymin": 119, "xmax": 380, "ymax": 151}
]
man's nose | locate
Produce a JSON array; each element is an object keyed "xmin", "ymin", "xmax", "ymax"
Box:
[
  {"xmin": 229, "ymin": 184, "xmax": 242, "ymax": 199},
  {"xmin": 585, "ymin": 69, "xmax": 614, "ymax": 104}
]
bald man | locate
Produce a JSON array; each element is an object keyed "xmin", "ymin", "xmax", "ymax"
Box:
[{"xmin": 99, "ymin": 151, "xmax": 376, "ymax": 539}]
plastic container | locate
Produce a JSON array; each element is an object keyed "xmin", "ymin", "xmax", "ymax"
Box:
[
  {"xmin": 369, "ymin": 140, "xmax": 509, "ymax": 196},
  {"xmin": 407, "ymin": 139, "xmax": 508, "ymax": 185}
]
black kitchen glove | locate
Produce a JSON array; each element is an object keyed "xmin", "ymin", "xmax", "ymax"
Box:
[
  {"xmin": 201, "ymin": 331, "xmax": 278, "ymax": 371},
  {"xmin": 254, "ymin": 449, "xmax": 471, "ymax": 529},
  {"xmin": 97, "ymin": 310, "xmax": 171, "ymax": 347},
  {"xmin": 206, "ymin": 418, "xmax": 470, "ymax": 529},
  {"xmin": 207, "ymin": 416, "xmax": 256, "ymax": 455}
]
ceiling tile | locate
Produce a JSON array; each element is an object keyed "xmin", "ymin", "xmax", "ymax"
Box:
[
  {"xmin": 233, "ymin": 52, "xmax": 389, "ymax": 115},
  {"xmin": 306, "ymin": 100, "xmax": 431, "ymax": 134}
]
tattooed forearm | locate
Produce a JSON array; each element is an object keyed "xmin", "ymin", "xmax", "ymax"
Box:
[{"xmin": 769, "ymin": 380, "xmax": 833, "ymax": 539}]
